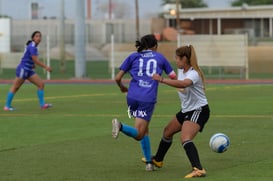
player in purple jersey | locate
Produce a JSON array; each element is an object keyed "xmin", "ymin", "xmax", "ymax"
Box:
[
  {"xmin": 111, "ymin": 34, "xmax": 176, "ymax": 171},
  {"xmin": 3, "ymin": 31, "xmax": 52, "ymax": 111}
]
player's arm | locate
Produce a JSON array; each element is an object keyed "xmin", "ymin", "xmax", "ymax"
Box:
[
  {"xmin": 32, "ymin": 55, "xmax": 52, "ymax": 72},
  {"xmin": 168, "ymin": 70, "xmax": 177, "ymax": 80},
  {"xmin": 115, "ymin": 70, "xmax": 128, "ymax": 93},
  {"xmin": 152, "ymin": 73, "xmax": 192, "ymax": 88}
]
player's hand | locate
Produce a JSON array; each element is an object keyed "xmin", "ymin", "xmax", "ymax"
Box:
[
  {"xmin": 45, "ymin": 66, "xmax": 52, "ymax": 72},
  {"xmin": 119, "ymin": 85, "xmax": 128, "ymax": 93},
  {"xmin": 152, "ymin": 73, "xmax": 161, "ymax": 82}
]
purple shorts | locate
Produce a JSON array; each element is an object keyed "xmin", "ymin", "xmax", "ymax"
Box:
[
  {"xmin": 16, "ymin": 66, "xmax": 36, "ymax": 80},
  {"xmin": 127, "ymin": 97, "xmax": 155, "ymax": 121}
]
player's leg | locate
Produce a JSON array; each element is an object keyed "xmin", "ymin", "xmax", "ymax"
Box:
[
  {"xmin": 182, "ymin": 106, "xmax": 210, "ymax": 178},
  {"xmin": 182, "ymin": 121, "xmax": 206, "ymax": 178},
  {"xmin": 112, "ymin": 116, "xmax": 153, "ymax": 171},
  {"xmin": 153, "ymin": 115, "xmax": 181, "ymax": 166},
  {"xmin": 111, "ymin": 98, "xmax": 154, "ymax": 171},
  {"xmin": 112, "ymin": 117, "xmax": 148, "ymax": 140},
  {"xmin": 113, "ymin": 117, "xmax": 148, "ymax": 140},
  {"xmin": 133, "ymin": 101, "xmax": 155, "ymax": 169},
  {"xmin": 181, "ymin": 120, "xmax": 202, "ymax": 169},
  {"xmin": 28, "ymin": 73, "xmax": 51, "ymax": 109},
  {"xmin": 4, "ymin": 77, "xmax": 25, "ymax": 110},
  {"xmin": 112, "ymin": 98, "xmax": 148, "ymax": 139},
  {"xmin": 134, "ymin": 118, "xmax": 154, "ymax": 171}
]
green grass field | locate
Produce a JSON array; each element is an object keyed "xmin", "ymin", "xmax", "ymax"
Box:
[
  {"xmin": 0, "ymin": 83, "xmax": 272, "ymax": 181},
  {"xmin": 1, "ymin": 60, "xmax": 273, "ymax": 80}
]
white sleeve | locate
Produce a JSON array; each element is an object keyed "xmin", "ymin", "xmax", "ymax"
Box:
[{"xmin": 187, "ymin": 70, "xmax": 199, "ymax": 84}]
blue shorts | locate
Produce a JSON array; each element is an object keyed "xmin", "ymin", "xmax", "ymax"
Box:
[
  {"xmin": 127, "ymin": 97, "xmax": 155, "ymax": 121},
  {"xmin": 16, "ymin": 66, "xmax": 36, "ymax": 80}
]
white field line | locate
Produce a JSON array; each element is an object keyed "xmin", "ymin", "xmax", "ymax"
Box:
[
  {"xmin": 0, "ymin": 113, "xmax": 272, "ymax": 119},
  {"xmin": 2, "ymin": 93, "xmax": 118, "ymax": 103}
]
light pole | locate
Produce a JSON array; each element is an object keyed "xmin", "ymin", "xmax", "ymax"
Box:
[
  {"xmin": 59, "ymin": 0, "xmax": 65, "ymax": 72},
  {"xmin": 75, "ymin": 0, "xmax": 86, "ymax": 78},
  {"xmin": 0, "ymin": 0, "xmax": 2, "ymax": 17},
  {"xmin": 135, "ymin": 0, "xmax": 140, "ymax": 39},
  {"xmin": 176, "ymin": 0, "xmax": 180, "ymax": 31},
  {"xmin": 109, "ymin": 0, "xmax": 112, "ymax": 19},
  {"xmin": 87, "ymin": 0, "xmax": 91, "ymax": 20}
]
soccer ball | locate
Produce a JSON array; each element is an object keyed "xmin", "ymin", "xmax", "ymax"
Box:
[{"xmin": 209, "ymin": 133, "xmax": 230, "ymax": 153}]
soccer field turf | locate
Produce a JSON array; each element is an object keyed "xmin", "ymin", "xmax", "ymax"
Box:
[{"xmin": 0, "ymin": 83, "xmax": 272, "ymax": 181}]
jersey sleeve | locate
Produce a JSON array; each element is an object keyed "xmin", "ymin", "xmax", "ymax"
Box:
[
  {"xmin": 187, "ymin": 70, "xmax": 199, "ymax": 84},
  {"xmin": 162, "ymin": 56, "xmax": 176, "ymax": 78},
  {"xmin": 29, "ymin": 45, "xmax": 38, "ymax": 56},
  {"xmin": 119, "ymin": 53, "xmax": 136, "ymax": 72}
]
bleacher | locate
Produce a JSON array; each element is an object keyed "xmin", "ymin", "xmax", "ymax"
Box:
[{"xmin": 0, "ymin": 52, "xmax": 21, "ymax": 73}]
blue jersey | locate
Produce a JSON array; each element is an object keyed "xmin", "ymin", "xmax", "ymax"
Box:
[
  {"xmin": 19, "ymin": 41, "xmax": 38, "ymax": 70},
  {"xmin": 120, "ymin": 50, "xmax": 174, "ymax": 103}
]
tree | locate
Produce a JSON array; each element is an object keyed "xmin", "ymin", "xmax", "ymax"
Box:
[
  {"xmin": 161, "ymin": 0, "xmax": 207, "ymax": 8},
  {"xmin": 231, "ymin": 0, "xmax": 273, "ymax": 6}
]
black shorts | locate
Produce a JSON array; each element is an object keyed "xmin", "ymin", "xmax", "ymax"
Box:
[{"xmin": 176, "ymin": 105, "xmax": 210, "ymax": 132}]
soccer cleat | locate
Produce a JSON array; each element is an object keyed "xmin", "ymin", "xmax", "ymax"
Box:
[
  {"xmin": 184, "ymin": 167, "xmax": 206, "ymax": 178},
  {"xmin": 112, "ymin": 118, "xmax": 121, "ymax": 139},
  {"xmin": 141, "ymin": 157, "xmax": 163, "ymax": 168},
  {"xmin": 3, "ymin": 106, "xmax": 15, "ymax": 111},
  {"xmin": 41, "ymin": 103, "xmax": 53, "ymax": 110},
  {"xmin": 145, "ymin": 163, "xmax": 154, "ymax": 171}
]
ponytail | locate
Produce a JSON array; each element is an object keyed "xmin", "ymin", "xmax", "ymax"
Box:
[
  {"xmin": 188, "ymin": 45, "xmax": 205, "ymax": 88},
  {"xmin": 176, "ymin": 45, "xmax": 206, "ymax": 89},
  {"xmin": 26, "ymin": 40, "xmax": 32, "ymax": 45},
  {"xmin": 135, "ymin": 40, "xmax": 144, "ymax": 52}
]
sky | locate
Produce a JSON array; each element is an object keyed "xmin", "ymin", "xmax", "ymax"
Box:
[{"xmin": 0, "ymin": 0, "xmax": 232, "ymax": 20}]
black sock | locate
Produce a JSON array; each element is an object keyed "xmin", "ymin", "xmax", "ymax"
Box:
[
  {"xmin": 183, "ymin": 140, "xmax": 202, "ymax": 170},
  {"xmin": 154, "ymin": 137, "xmax": 172, "ymax": 162}
]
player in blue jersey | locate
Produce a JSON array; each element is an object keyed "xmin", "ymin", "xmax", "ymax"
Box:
[
  {"xmin": 151, "ymin": 45, "xmax": 210, "ymax": 178},
  {"xmin": 111, "ymin": 34, "xmax": 177, "ymax": 171},
  {"xmin": 3, "ymin": 31, "xmax": 52, "ymax": 111}
]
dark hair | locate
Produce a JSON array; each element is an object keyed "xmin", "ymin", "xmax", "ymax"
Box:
[
  {"xmin": 135, "ymin": 34, "xmax": 158, "ymax": 52},
  {"xmin": 26, "ymin": 31, "xmax": 41, "ymax": 45}
]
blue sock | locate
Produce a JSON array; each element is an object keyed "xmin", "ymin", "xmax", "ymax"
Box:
[
  {"xmin": 5, "ymin": 91, "xmax": 15, "ymax": 107},
  {"xmin": 37, "ymin": 89, "xmax": 45, "ymax": 107},
  {"xmin": 141, "ymin": 135, "xmax": 152, "ymax": 163},
  {"xmin": 120, "ymin": 123, "xmax": 138, "ymax": 138}
]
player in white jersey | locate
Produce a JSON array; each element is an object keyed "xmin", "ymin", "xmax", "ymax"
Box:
[{"xmin": 151, "ymin": 45, "xmax": 210, "ymax": 178}]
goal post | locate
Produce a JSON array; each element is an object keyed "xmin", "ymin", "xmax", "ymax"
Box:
[{"xmin": 177, "ymin": 34, "xmax": 249, "ymax": 79}]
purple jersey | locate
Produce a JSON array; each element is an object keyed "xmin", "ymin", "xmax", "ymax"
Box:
[
  {"xmin": 19, "ymin": 41, "xmax": 38, "ymax": 70},
  {"xmin": 120, "ymin": 50, "xmax": 174, "ymax": 103}
]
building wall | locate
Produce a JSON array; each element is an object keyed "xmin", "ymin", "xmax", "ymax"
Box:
[
  {"xmin": 248, "ymin": 46, "xmax": 273, "ymax": 73},
  {"xmin": 10, "ymin": 19, "xmax": 151, "ymax": 52}
]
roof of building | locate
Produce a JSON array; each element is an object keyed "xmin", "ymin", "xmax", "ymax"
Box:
[{"xmin": 163, "ymin": 5, "xmax": 273, "ymax": 19}]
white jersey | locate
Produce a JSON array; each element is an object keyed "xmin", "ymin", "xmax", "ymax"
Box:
[{"xmin": 177, "ymin": 67, "xmax": 208, "ymax": 113}]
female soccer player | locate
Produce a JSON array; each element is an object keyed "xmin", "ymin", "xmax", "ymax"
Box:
[
  {"xmin": 3, "ymin": 31, "xmax": 52, "ymax": 111},
  {"xmin": 151, "ymin": 45, "xmax": 210, "ymax": 178},
  {"xmin": 111, "ymin": 34, "xmax": 176, "ymax": 171}
]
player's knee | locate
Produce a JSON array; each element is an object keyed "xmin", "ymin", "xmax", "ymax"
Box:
[
  {"xmin": 181, "ymin": 135, "xmax": 193, "ymax": 143},
  {"xmin": 37, "ymin": 82, "xmax": 45, "ymax": 89},
  {"xmin": 163, "ymin": 127, "xmax": 174, "ymax": 139},
  {"xmin": 135, "ymin": 132, "xmax": 145, "ymax": 141},
  {"xmin": 135, "ymin": 136, "xmax": 142, "ymax": 141}
]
